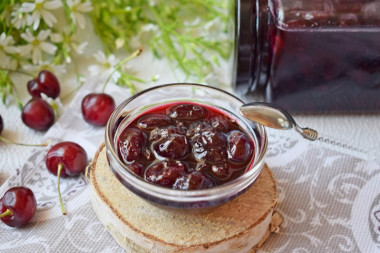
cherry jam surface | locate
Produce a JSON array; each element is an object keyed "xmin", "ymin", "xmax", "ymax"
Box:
[
  {"xmin": 117, "ymin": 102, "xmax": 255, "ymax": 190},
  {"xmin": 236, "ymin": 0, "xmax": 380, "ymax": 113}
]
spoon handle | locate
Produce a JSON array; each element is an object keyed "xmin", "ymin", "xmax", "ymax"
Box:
[
  {"xmin": 314, "ymin": 133, "xmax": 378, "ymax": 163},
  {"xmin": 295, "ymin": 126, "xmax": 319, "ymax": 141}
]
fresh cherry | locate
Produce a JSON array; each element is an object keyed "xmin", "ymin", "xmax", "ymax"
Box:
[
  {"xmin": 27, "ymin": 70, "xmax": 60, "ymax": 99},
  {"xmin": 46, "ymin": 141, "xmax": 88, "ymax": 214},
  {"xmin": 0, "ymin": 114, "xmax": 3, "ymax": 134},
  {"xmin": 81, "ymin": 93, "xmax": 115, "ymax": 126},
  {"xmin": 21, "ymin": 98, "xmax": 55, "ymax": 131},
  {"xmin": 0, "ymin": 114, "xmax": 48, "ymax": 146},
  {"xmin": 0, "ymin": 187, "xmax": 37, "ymax": 227}
]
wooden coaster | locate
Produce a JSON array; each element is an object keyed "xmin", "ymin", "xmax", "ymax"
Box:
[{"xmin": 90, "ymin": 144, "xmax": 281, "ymax": 253}]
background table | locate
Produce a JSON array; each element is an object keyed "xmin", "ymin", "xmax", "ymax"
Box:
[{"xmin": 1, "ymin": 51, "xmax": 380, "ymax": 252}]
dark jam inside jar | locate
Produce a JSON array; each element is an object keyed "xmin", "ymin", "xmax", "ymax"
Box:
[
  {"xmin": 117, "ymin": 102, "xmax": 255, "ymax": 190},
  {"xmin": 236, "ymin": 0, "xmax": 380, "ymax": 113}
]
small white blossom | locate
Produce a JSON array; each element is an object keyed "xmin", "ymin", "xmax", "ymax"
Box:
[
  {"xmin": 0, "ymin": 53, "xmax": 18, "ymax": 70},
  {"xmin": 20, "ymin": 0, "xmax": 62, "ymax": 30},
  {"xmin": 0, "ymin": 33, "xmax": 19, "ymax": 55},
  {"xmin": 20, "ymin": 30, "xmax": 57, "ymax": 64},
  {"xmin": 88, "ymin": 51, "xmax": 120, "ymax": 83},
  {"xmin": 41, "ymin": 93, "xmax": 63, "ymax": 117},
  {"xmin": 10, "ymin": 8, "xmax": 29, "ymax": 29},
  {"xmin": 149, "ymin": 0, "xmax": 160, "ymax": 6},
  {"xmin": 67, "ymin": 0, "xmax": 93, "ymax": 29},
  {"xmin": 50, "ymin": 28, "xmax": 87, "ymax": 63},
  {"xmin": 23, "ymin": 61, "xmax": 66, "ymax": 75},
  {"xmin": 129, "ymin": 23, "xmax": 159, "ymax": 49}
]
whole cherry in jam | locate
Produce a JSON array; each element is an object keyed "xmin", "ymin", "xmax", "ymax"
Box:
[
  {"xmin": 46, "ymin": 141, "xmax": 88, "ymax": 214},
  {"xmin": 173, "ymin": 171, "xmax": 215, "ymax": 190},
  {"xmin": 27, "ymin": 70, "xmax": 60, "ymax": 99},
  {"xmin": 0, "ymin": 187, "xmax": 37, "ymax": 227},
  {"xmin": 117, "ymin": 102, "xmax": 255, "ymax": 190},
  {"xmin": 81, "ymin": 93, "xmax": 115, "ymax": 126},
  {"xmin": 228, "ymin": 130, "xmax": 254, "ymax": 163},
  {"xmin": 145, "ymin": 161, "xmax": 188, "ymax": 187},
  {"xmin": 119, "ymin": 128, "xmax": 147, "ymax": 163},
  {"xmin": 22, "ymin": 98, "xmax": 55, "ymax": 131}
]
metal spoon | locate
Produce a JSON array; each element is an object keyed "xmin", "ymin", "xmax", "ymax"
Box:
[{"xmin": 240, "ymin": 102, "xmax": 319, "ymax": 141}]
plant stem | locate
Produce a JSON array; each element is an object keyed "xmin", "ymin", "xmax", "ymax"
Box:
[
  {"xmin": 57, "ymin": 163, "xmax": 67, "ymax": 215},
  {"xmin": 0, "ymin": 135, "xmax": 49, "ymax": 147},
  {"xmin": 101, "ymin": 48, "xmax": 143, "ymax": 93},
  {"xmin": 0, "ymin": 209, "xmax": 13, "ymax": 218}
]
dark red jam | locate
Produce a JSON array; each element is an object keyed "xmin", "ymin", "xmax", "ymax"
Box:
[
  {"xmin": 117, "ymin": 102, "xmax": 255, "ymax": 190},
  {"xmin": 236, "ymin": 0, "xmax": 380, "ymax": 113}
]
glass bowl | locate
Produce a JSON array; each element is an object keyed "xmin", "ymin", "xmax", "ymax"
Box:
[{"xmin": 105, "ymin": 83, "xmax": 267, "ymax": 208}]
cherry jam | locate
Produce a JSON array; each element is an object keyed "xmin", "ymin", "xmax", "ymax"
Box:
[
  {"xmin": 117, "ymin": 102, "xmax": 255, "ymax": 190},
  {"xmin": 236, "ymin": 0, "xmax": 380, "ymax": 113}
]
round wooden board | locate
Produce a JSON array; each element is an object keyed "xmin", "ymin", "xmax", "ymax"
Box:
[{"xmin": 90, "ymin": 144, "xmax": 281, "ymax": 253}]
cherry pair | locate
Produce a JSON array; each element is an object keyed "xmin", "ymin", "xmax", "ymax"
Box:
[{"xmin": 22, "ymin": 70, "xmax": 60, "ymax": 131}]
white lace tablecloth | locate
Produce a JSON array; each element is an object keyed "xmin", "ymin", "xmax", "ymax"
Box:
[{"xmin": 1, "ymin": 77, "xmax": 380, "ymax": 252}]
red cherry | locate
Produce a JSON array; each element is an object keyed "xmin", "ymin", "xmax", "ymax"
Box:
[
  {"xmin": 173, "ymin": 171, "xmax": 215, "ymax": 190},
  {"xmin": 153, "ymin": 134, "xmax": 190, "ymax": 160},
  {"xmin": 0, "ymin": 114, "xmax": 3, "ymax": 134},
  {"xmin": 46, "ymin": 142, "xmax": 88, "ymax": 177},
  {"xmin": 0, "ymin": 187, "xmax": 37, "ymax": 227},
  {"xmin": 145, "ymin": 161, "xmax": 188, "ymax": 187},
  {"xmin": 81, "ymin": 93, "xmax": 115, "ymax": 126},
  {"xmin": 137, "ymin": 114, "xmax": 172, "ymax": 130},
  {"xmin": 227, "ymin": 130, "xmax": 254, "ymax": 163},
  {"xmin": 27, "ymin": 70, "xmax": 60, "ymax": 99},
  {"xmin": 167, "ymin": 103, "xmax": 208, "ymax": 120},
  {"xmin": 21, "ymin": 98, "xmax": 55, "ymax": 131},
  {"xmin": 46, "ymin": 141, "xmax": 88, "ymax": 214},
  {"xmin": 118, "ymin": 128, "xmax": 147, "ymax": 164}
]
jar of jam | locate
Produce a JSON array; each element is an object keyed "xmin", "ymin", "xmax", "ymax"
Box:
[{"xmin": 234, "ymin": 0, "xmax": 380, "ymax": 113}]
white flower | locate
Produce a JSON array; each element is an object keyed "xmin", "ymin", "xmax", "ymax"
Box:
[
  {"xmin": 0, "ymin": 33, "xmax": 19, "ymax": 55},
  {"xmin": 23, "ymin": 61, "xmax": 66, "ymax": 75},
  {"xmin": 20, "ymin": 30, "xmax": 57, "ymax": 64},
  {"xmin": 67, "ymin": 0, "xmax": 93, "ymax": 29},
  {"xmin": 88, "ymin": 51, "xmax": 120, "ymax": 83},
  {"xmin": 0, "ymin": 33, "xmax": 18, "ymax": 73},
  {"xmin": 20, "ymin": 0, "xmax": 62, "ymax": 30},
  {"xmin": 0, "ymin": 53, "xmax": 18, "ymax": 70},
  {"xmin": 41, "ymin": 93, "xmax": 63, "ymax": 117},
  {"xmin": 50, "ymin": 28, "xmax": 88, "ymax": 63},
  {"xmin": 129, "ymin": 23, "xmax": 159, "ymax": 49},
  {"xmin": 10, "ymin": 8, "xmax": 29, "ymax": 29},
  {"xmin": 149, "ymin": 0, "xmax": 160, "ymax": 6}
]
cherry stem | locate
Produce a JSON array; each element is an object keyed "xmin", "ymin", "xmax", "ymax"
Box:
[
  {"xmin": 57, "ymin": 163, "xmax": 67, "ymax": 215},
  {"xmin": 0, "ymin": 208, "xmax": 13, "ymax": 218},
  {"xmin": 101, "ymin": 47, "xmax": 143, "ymax": 93},
  {"xmin": 0, "ymin": 135, "xmax": 49, "ymax": 147}
]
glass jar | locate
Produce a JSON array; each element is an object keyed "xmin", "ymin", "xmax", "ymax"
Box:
[
  {"xmin": 234, "ymin": 0, "xmax": 380, "ymax": 113},
  {"xmin": 105, "ymin": 83, "xmax": 267, "ymax": 209}
]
